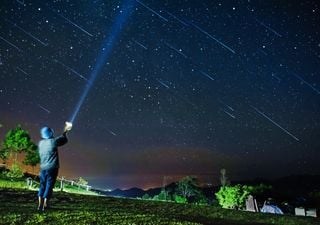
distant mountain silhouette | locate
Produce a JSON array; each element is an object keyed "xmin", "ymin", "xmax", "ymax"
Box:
[{"xmin": 97, "ymin": 174, "xmax": 320, "ymax": 207}]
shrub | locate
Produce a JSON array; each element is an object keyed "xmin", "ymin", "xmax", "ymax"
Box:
[
  {"xmin": 142, "ymin": 193, "xmax": 150, "ymax": 200},
  {"xmin": 5, "ymin": 163, "xmax": 24, "ymax": 178},
  {"xmin": 174, "ymin": 195, "xmax": 187, "ymax": 204},
  {"xmin": 215, "ymin": 184, "xmax": 250, "ymax": 209}
]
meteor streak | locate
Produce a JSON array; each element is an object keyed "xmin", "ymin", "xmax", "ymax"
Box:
[
  {"xmin": 136, "ymin": 0, "xmax": 168, "ymax": 22},
  {"xmin": 251, "ymin": 106, "xmax": 299, "ymax": 141},
  {"xmin": 16, "ymin": 67, "xmax": 29, "ymax": 75},
  {"xmin": 0, "ymin": 35, "xmax": 22, "ymax": 51},
  {"xmin": 222, "ymin": 109, "xmax": 235, "ymax": 119},
  {"xmin": 133, "ymin": 39, "xmax": 148, "ymax": 50},
  {"xmin": 190, "ymin": 21, "xmax": 235, "ymax": 54},
  {"xmin": 165, "ymin": 42, "xmax": 188, "ymax": 58},
  {"xmin": 53, "ymin": 59, "xmax": 88, "ymax": 81},
  {"xmin": 291, "ymin": 72, "xmax": 320, "ymax": 95},
  {"xmin": 57, "ymin": 14, "xmax": 93, "ymax": 37},
  {"xmin": 256, "ymin": 18, "xmax": 282, "ymax": 37},
  {"xmin": 69, "ymin": 0, "xmax": 135, "ymax": 124},
  {"xmin": 43, "ymin": 4, "xmax": 93, "ymax": 37},
  {"xmin": 271, "ymin": 73, "xmax": 281, "ymax": 82},
  {"xmin": 200, "ymin": 70, "xmax": 214, "ymax": 81},
  {"xmin": 38, "ymin": 104, "xmax": 51, "ymax": 113},
  {"xmin": 219, "ymin": 99, "xmax": 234, "ymax": 111},
  {"xmin": 108, "ymin": 129, "xmax": 117, "ymax": 136},
  {"xmin": 165, "ymin": 11, "xmax": 188, "ymax": 26},
  {"xmin": 156, "ymin": 79, "xmax": 170, "ymax": 89},
  {"xmin": 5, "ymin": 19, "xmax": 48, "ymax": 46}
]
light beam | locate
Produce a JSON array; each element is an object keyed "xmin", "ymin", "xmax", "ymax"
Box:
[{"xmin": 69, "ymin": 0, "xmax": 135, "ymax": 124}]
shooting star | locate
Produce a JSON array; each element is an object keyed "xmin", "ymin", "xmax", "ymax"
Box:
[
  {"xmin": 57, "ymin": 13, "xmax": 93, "ymax": 37},
  {"xmin": 5, "ymin": 19, "xmax": 48, "ymax": 46},
  {"xmin": 271, "ymin": 73, "xmax": 281, "ymax": 82},
  {"xmin": 156, "ymin": 78, "xmax": 170, "ymax": 89},
  {"xmin": 255, "ymin": 18, "xmax": 282, "ymax": 38},
  {"xmin": 133, "ymin": 39, "xmax": 148, "ymax": 50},
  {"xmin": 190, "ymin": 21, "xmax": 235, "ymax": 54},
  {"xmin": 16, "ymin": 0, "xmax": 25, "ymax": 6},
  {"xmin": 136, "ymin": 0, "xmax": 168, "ymax": 22},
  {"xmin": 156, "ymin": 78, "xmax": 198, "ymax": 108},
  {"xmin": 165, "ymin": 11, "xmax": 188, "ymax": 26},
  {"xmin": 222, "ymin": 109, "xmax": 236, "ymax": 119},
  {"xmin": 219, "ymin": 99, "xmax": 234, "ymax": 111},
  {"xmin": 108, "ymin": 129, "xmax": 117, "ymax": 136},
  {"xmin": 200, "ymin": 70, "xmax": 214, "ymax": 81},
  {"xmin": 258, "ymin": 49, "xmax": 268, "ymax": 56},
  {"xmin": 16, "ymin": 67, "xmax": 29, "ymax": 75},
  {"xmin": 0, "ymin": 35, "xmax": 22, "ymax": 51},
  {"xmin": 42, "ymin": 3, "xmax": 93, "ymax": 37},
  {"xmin": 164, "ymin": 42, "xmax": 188, "ymax": 58},
  {"xmin": 251, "ymin": 106, "xmax": 299, "ymax": 141},
  {"xmin": 53, "ymin": 59, "xmax": 88, "ymax": 81},
  {"xmin": 38, "ymin": 104, "xmax": 51, "ymax": 113},
  {"xmin": 291, "ymin": 72, "xmax": 320, "ymax": 95}
]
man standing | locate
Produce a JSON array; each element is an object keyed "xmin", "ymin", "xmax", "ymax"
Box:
[{"xmin": 37, "ymin": 122, "xmax": 72, "ymax": 211}]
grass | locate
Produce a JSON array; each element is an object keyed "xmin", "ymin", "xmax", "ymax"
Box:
[
  {"xmin": 0, "ymin": 175, "xmax": 97, "ymax": 196},
  {"xmin": 59, "ymin": 184, "xmax": 98, "ymax": 196},
  {"xmin": 0, "ymin": 178, "xmax": 29, "ymax": 189},
  {"xmin": 0, "ymin": 188, "xmax": 319, "ymax": 225}
]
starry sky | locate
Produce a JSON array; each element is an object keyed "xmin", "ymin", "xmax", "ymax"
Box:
[{"xmin": 0, "ymin": 0, "xmax": 319, "ymax": 190}]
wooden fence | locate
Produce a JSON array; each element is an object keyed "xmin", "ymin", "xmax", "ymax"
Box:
[{"xmin": 56, "ymin": 176, "xmax": 92, "ymax": 191}]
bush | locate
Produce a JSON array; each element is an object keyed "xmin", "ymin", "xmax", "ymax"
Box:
[
  {"xmin": 5, "ymin": 163, "xmax": 24, "ymax": 178},
  {"xmin": 215, "ymin": 184, "xmax": 250, "ymax": 209},
  {"xmin": 174, "ymin": 195, "xmax": 187, "ymax": 204},
  {"xmin": 142, "ymin": 193, "xmax": 150, "ymax": 200},
  {"xmin": 195, "ymin": 193, "xmax": 209, "ymax": 205}
]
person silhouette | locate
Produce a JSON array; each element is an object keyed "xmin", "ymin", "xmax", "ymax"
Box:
[{"xmin": 37, "ymin": 122, "xmax": 72, "ymax": 211}]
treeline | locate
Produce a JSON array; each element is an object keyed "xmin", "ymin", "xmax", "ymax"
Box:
[{"xmin": 141, "ymin": 175, "xmax": 271, "ymax": 209}]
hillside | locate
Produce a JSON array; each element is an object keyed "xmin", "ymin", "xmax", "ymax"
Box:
[{"xmin": 0, "ymin": 188, "xmax": 319, "ymax": 225}]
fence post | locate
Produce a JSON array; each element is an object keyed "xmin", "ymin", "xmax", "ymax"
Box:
[
  {"xmin": 26, "ymin": 177, "xmax": 32, "ymax": 189},
  {"xmin": 60, "ymin": 176, "xmax": 64, "ymax": 191}
]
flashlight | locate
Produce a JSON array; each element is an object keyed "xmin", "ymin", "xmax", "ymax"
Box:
[{"xmin": 65, "ymin": 121, "xmax": 73, "ymax": 132}]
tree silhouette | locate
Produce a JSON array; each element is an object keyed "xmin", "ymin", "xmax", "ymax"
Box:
[
  {"xmin": 176, "ymin": 176, "xmax": 200, "ymax": 199},
  {"xmin": 23, "ymin": 142, "xmax": 40, "ymax": 174},
  {"xmin": 0, "ymin": 125, "xmax": 38, "ymax": 175}
]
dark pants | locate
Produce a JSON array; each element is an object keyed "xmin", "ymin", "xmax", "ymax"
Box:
[{"xmin": 38, "ymin": 168, "xmax": 59, "ymax": 199}]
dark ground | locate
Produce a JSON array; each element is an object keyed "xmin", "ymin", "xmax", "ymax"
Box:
[{"xmin": 0, "ymin": 188, "xmax": 319, "ymax": 225}]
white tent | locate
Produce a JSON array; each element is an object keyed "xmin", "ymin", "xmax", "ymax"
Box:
[{"xmin": 261, "ymin": 204, "xmax": 283, "ymax": 214}]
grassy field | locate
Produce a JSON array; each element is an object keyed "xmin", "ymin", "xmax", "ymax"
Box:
[
  {"xmin": 0, "ymin": 188, "xmax": 319, "ymax": 225},
  {"xmin": 0, "ymin": 175, "xmax": 98, "ymax": 196}
]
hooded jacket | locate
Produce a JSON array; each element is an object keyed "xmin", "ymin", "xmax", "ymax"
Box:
[{"xmin": 38, "ymin": 133, "xmax": 68, "ymax": 170}]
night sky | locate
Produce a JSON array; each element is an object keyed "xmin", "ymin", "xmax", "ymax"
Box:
[{"xmin": 0, "ymin": 0, "xmax": 319, "ymax": 190}]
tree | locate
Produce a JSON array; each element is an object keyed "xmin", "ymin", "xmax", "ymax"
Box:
[
  {"xmin": 176, "ymin": 176, "xmax": 201, "ymax": 199},
  {"xmin": 157, "ymin": 189, "xmax": 171, "ymax": 201},
  {"xmin": 77, "ymin": 177, "xmax": 88, "ymax": 186},
  {"xmin": 142, "ymin": 193, "xmax": 150, "ymax": 200},
  {"xmin": 195, "ymin": 192, "xmax": 209, "ymax": 205},
  {"xmin": 0, "ymin": 142, "xmax": 9, "ymax": 163},
  {"xmin": 23, "ymin": 143, "xmax": 40, "ymax": 174},
  {"xmin": 1, "ymin": 125, "xmax": 35, "ymax": 163},
  {"xmin": 0, "ymin": 125, "xmax": 38, "ymax": 177},
  {"xmin": 215, "ymin": 184, "xmax": 252, "ymax": 209}
]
